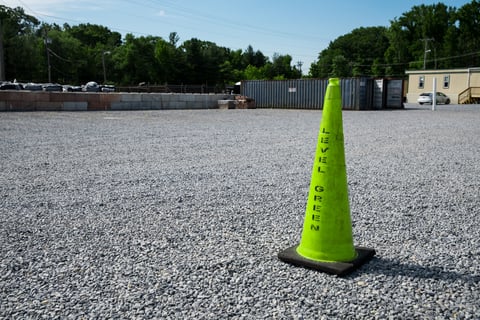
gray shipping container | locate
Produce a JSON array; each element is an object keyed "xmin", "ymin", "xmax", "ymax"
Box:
[
  {"xmin": 241, "ymin": 78, "xmax": 403, "ymax": 110},
  {"xmin": 241, "ymin": 79, "xmax": 327, "ymax": 109}
]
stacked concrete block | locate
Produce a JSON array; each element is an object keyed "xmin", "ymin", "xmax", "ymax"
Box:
[
  {"xmin": 0, "ymin": 91, "xmax": 236, "ymax": 112},
  {"xmin": 143, "ymin": 93, "xmax": 166, "ymax": 110},
  {"xmin": 63, "ymin": 102, "xmax": 88, "ymax": 111},
  {"xmin": 1, "ymin": 91, "xmax": 48, "ymax": 111}
]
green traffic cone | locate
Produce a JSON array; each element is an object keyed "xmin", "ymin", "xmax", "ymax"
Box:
[{"xmin": 278, "ymin": 78, "xmax": 375, "ymax": 276}]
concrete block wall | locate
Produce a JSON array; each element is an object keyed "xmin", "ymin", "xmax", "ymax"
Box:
[
  {"xmin": 0, "ymin": 91, "xmax": 234, "ymax": 111},
  {"xmin": 63, "ymin": 102, "xmax": 88, "ymax": 111}
]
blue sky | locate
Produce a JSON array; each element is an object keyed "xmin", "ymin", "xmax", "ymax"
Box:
[{"xmin": 2, "ymin": 0, "xmax": 471, "ymax": 73}]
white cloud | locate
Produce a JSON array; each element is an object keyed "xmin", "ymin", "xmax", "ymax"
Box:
[{"xmin": 156, "ymin": 10, "xmax": 166, "ymax": 17}]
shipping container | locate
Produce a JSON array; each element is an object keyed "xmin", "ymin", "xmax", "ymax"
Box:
[{"xmin": 241, "ymin": 78, "xmax": 404, "ymax": 110}]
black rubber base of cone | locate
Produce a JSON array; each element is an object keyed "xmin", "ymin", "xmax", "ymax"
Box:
[{"xmin": 278, "ymin": 245, "xmax": 376, "ymax": 276}]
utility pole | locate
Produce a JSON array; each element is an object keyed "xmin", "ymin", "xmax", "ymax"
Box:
[
  {"xmin": 102, "ymin": 51, "xmax": 111, "ymax": 83},
  {"xmin": 44, "ymin": 28, "xmax": 51, "ymax": 83},
  {"xmin": 296, "ymin": 61, "xmax": 303, "ymax": 76},
  {"xmin": 0, "ymin": 19, "xmax": 5, "ymax": 81},
  {"xmin": 422, "ymin": 38, "xmax": 434, "ymax": 70}
]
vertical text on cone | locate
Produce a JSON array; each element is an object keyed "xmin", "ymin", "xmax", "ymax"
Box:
[{"xmin": 310, "ymin": 126, "xmax": 330, "ymax": 231}]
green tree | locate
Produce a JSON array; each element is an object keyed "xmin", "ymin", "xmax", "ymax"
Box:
[
  {"xmin": 169, "ymin": 31, "xmax": 180, "ymax": 47},
  {"xmin": 42, "ymin": 26, "xmax": 87, "ymax": 83},
  {"xmin": 62, "ymin": 23, "xmax": 121, "ymax": 83},
  {"xmin": 384, "ymin": 20, "xmax": 412, "ymax": 76},
  {"xmin": 309, "ymin": 48, "xmax": 336, "ymax": 78},
  {"xmin": 243, "ymin": 64, "xmax": 264, "ymax": 80},
  {"xmin": 180, "ymin": 38, "xmax": 229, "ymax": 85},
  {"xmin": 385, "ymin": 3, "xmax": 456, "ymax": 72},
  {"xmin": 455, "ymin": 0, "xmax": 480, "ymax": 66},
  {"xmin": 309, "ymin": 27, "xmax": 389, "ymax": 78},
  {"xmin": 65, "ymin": 23, "xmax": 121, "ymax": 48},
  {"xmin": 371, "ymin": 58, "xmax": 385, "ymax": 77},
  {"xmin": 220, "ymin": 45, "xmax": 267, "ymax": 82},
  {"xmin": 0, "ymin": 5, "xmax": 40, "ymax": 81},
  {"xmin": 220, "ymin": 49, "xmax": 246, "ymax": 83},
  {"xmin": 242, "ymin": 45, "xmax": 267, "ymax": 68},
  {"xmin": 330, "ymin": 55, "xmax": 350, "ymax": 77},
  {"xmin": 270, "ymin": 53, "xmax": 296, "ymax": 79},
  {"xmin": 155, "ymin": 38, "xmax": 181, "ymax": 83},
  {"xmin": 112, "ymin": 34, "xmax": 161, "ymax": 85}
]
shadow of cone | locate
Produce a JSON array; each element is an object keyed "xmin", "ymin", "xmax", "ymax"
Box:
[{"xmin": 278, "ymin": 78, "xmax": 375, "ymax": 276}]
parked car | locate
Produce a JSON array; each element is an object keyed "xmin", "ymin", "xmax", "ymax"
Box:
[
  {"xmin": 43, "ymin": 83, "xmax": 63, "ymax": 92},
  {"xmin": 83, "ymin": 81, "xmax": 100, "ymax": 92},
  {"xmin": 63, "ymin": 84, "xmax": 82, "ymax": 92},
  {"xmin": 417, "ymin": 92, "xmax": 450, "ymax": 105},
  {"xmin": 100, "ymin": 84, "xmax": 116, "ymax": 92},
  {"xmin": 0, "ymin": 82, "xmax": 22, "ymax": 90},
  {"xmin": 23, "ymin": 83, "xmax": 43, "ymax": 91}
]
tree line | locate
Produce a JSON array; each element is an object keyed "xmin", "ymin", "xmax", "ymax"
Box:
[
  {"xmin": 0, "ymin": 5, "xmax": 300, "ymax": 87},
  {"xmin": 310, "ymin": 1, "xmax": 480, "ymax": 78},
  {"xmin": 1, "ymin": 1, "xmax": 480, "ymax": 86}
]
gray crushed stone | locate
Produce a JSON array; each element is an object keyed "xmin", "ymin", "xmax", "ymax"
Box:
[{"xmin": 1, "ymin": 104, "xmax": 479, "ymax": 319}]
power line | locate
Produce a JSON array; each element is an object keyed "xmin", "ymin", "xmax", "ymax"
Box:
[
  {"xmin": 6, "ymin": 0, "xmax": 321, "ymax": 65},
  {"xmin": 48, "ymin": 48, "xmax": 73, "ymax": 63},
  {"xmin": 117, "ymin": 0, "xmax": 330, "ymax": 43},
  {"xmin": 350, "ymin": 50, "xmax": 480, "ymax": 69}
]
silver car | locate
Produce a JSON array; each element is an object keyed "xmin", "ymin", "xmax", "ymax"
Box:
[
  {"xmin": 83, "ymin": 81, "xmax": 100, "ymax": 92},
  {"xmin": 417, "ymin": 92, "xmax": 450, "ymax": 105}
]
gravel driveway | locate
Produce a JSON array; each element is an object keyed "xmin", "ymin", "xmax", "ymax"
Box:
[{"xmin": 1, "ymin": 104, "xmax": 479, "ymax": 319}]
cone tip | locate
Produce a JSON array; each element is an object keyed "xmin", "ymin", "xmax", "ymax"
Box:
[{"xmin": 328, "ymin": 78, "xmax": 340, "ymax": 86}]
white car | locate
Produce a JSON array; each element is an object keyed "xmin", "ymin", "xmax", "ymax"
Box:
[{"xmin": 417, "ymin": 92, "xmax": 450, "ymax": 105}]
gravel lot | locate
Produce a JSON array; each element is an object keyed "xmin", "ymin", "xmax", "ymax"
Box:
[{"xmin": 1, "ymin": 104, "xmax": 480, "ymax": 319}]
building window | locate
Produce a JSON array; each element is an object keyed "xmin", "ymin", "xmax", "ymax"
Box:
[
  {"xmin": 443, "ymin": 75, "xmax": 450, "ymax": 89},
  {"xmin": 419, "ymin": 76, "xmax": 425, "ymax": 89}
]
